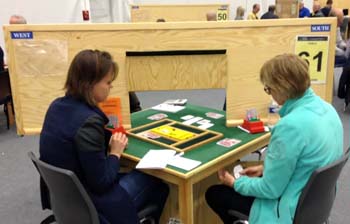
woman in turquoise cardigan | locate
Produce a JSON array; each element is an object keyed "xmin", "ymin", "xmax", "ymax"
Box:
[{"xmin": 206, "ymin": 54, "xmax": 343, "ymax": 224}]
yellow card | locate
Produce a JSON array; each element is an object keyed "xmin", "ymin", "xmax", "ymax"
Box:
[
  {"xmin": 217, "ymin": 8, "xmax": 228, "ymax": 21},
  {"xmin": 295, "ymin": 36, "xmax": 329, "ymax": 83}
]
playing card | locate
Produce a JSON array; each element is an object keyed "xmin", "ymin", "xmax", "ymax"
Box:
[
  {"xmin": 205, "ymin": 112, "xmax": 224, "ymax": 119},
  {"xmin": 140, "ymin": 131, "xmax": 161, "ymax": 139},
  {"xmin": 233, "ymin": 164, "xmax": 243, "ymax": 179},
  {"xmin": 216, "ymin": 138, "xmax": 241, "ymax": 148},
  {"xmin": 147, "ymin": 113, "xmax": 168, "ymax": 120}
]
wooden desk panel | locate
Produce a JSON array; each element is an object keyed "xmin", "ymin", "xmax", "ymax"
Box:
[
  {"xmin": 4, "ymin": 19, "xmax": 336, "ymax": 135},
  {"xmin": 130, "ymin": 4, "xmax": 229, "ymax": 22}
]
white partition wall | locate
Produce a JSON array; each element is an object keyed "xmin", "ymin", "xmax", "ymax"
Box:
[{"xmin": 0, "ymin": 0, "xmax": 89, "ymax": 60}]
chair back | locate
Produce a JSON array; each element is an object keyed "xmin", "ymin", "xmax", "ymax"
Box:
[
  {"xmin": 293, "ymin": 150, "xmax": 349, "ymax": 224},
  {"xmin": 28, "ymin": 152, "xmax": 100, "ymax": 224},
  {"xmin": 0, "ymin": 70, "xmax": 13, "ymax": 129},
  {"xmin": 0, "ymin": 70, "xmax": 11, "ymax": 100}
]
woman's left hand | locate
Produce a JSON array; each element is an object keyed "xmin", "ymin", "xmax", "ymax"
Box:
[{"xmin": 218, "ymin": 169, "xmax": 235, "ymax": 187}]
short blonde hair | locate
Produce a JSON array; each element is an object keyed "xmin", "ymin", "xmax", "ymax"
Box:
[
  {"xmin": 236, "ymin": 6, "xmax": 245, "ymax": 17},
  {"xmin": 260, "ymin": 54, "xmax": 310, "ymax": 99}
]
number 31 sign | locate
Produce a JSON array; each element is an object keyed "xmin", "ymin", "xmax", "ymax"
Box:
[{"xmin": 295, "ymin": 36, "xmax": 329, "ymax": 83}]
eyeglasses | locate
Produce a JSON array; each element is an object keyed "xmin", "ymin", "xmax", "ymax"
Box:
[{"xmin": 264, "ymin": 85, "xmax": 271, "ymax": 95}]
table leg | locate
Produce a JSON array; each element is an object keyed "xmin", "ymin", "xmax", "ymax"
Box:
[
  {"xmin": 7, "ymin": 102, "xmax": 15, "ymax": 126},
  {"xmin": 178, "ymin": 179, "xmax": 194, "ymax": 224}
]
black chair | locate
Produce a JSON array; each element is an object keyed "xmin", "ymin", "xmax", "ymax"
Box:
[
  {"xmin": 0, "ymin": 70, "xmax": 13, "ymax": 129},
  {"xmin": 293, "ymin": 149, "xmax": 349, "ymax": 224},
  {"xmin": 28, "ymin": 152, "xmax": 157, "ymax": 224},
  {"xmin": 228, "ymin": 149, "xmax": 350, "ymax": 224}
]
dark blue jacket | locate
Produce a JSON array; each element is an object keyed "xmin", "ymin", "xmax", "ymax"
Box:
[
  {"xmin": 40, "ymin": 95, "xmax": 138, "ymax": 224},
  {"xmin": 299, "ymin": 7, "xmax": 311, "ymax": 18},
  {"xmin": 261, "ymin": 11, "xmax": 279, "ymax": 19}
]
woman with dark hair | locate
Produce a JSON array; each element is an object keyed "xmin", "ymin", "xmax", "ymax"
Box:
[
  {"xmin": 206, "ymin": 54, "xmax": 343, "ymax": 224},
  {"xmin": 40, "ymin": 49, "xmax": 168, "ymax": 224}
]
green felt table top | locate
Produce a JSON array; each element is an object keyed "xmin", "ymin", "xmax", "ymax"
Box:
[{"xmin": 124, "ymin": 104, "xmax": 267, "ymax": 174}]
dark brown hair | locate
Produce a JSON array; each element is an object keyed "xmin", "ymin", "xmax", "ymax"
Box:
[
  {"xmin": 268, "ymin": 5, "xmax": 276, "ymax": 12},
  {"xmin": 64, "ymin": 49, "xmax": 118, "ymax": 106}
]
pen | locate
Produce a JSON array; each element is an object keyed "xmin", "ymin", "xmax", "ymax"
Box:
[{"xmin": 237, "ymin": 125, "xmax": 250, "ymax": 134}]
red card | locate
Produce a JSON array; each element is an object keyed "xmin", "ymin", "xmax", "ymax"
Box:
[{"xmin": 107, "ymin": 125, "xmax": 127, "ymax": 135}]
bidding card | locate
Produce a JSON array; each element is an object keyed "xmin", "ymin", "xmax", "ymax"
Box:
[
  {"xmin": 182, "ymin": 117, "xmax": 203, "ymax": 125},
  {"xmin": 197, "ymin": 119, "xmax": 210, "ymax": 125},
  {"xmin": 197, "ymin": 123, "xmax": 214, "ymax": 130},
  {"xmin": 181, "ymin": 115, "xmax": 195, "ymax": 120},
  {"xmin": 216, "ymin": 138, "xmax": 241, "ymax": 148}
]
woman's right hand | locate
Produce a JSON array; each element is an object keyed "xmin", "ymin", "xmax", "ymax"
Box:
[
  {"xmin": 109, "ymin": 132, "xmax": 128, "ymax": 158},
  {"xmin": 240, "ymin": 165, "xmax": 264, "ymax": 177}
]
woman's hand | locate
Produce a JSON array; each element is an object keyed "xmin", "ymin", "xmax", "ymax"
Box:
[
  {"xmin": 218, "ymin": 169, "xmax": 235, "ymax": 187},
  {"xmin": 109, "ymin": 132, "xmax": 128, "ymax": 158},
  {"xmin": 240, "ymin": 165, "xmax": 264, "ymax": 177}
]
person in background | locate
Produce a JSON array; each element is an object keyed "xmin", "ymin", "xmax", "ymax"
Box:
[
  {"xmin": 330, "ymin": 8, "xmax": 350, "ymax": 67},
  {"xmin": 261, "ymin": 5, "xmax": 279, "ymax": 19},
  {"xmin": 321, "ymin": 0, "xmax": 333, "ymax": 17},
  {"xmin": 156, "ymin": 18, "xmax": 166, "ymax": 22},
  {"xmin": 331, "ymin": 8, "xmax": 350, "ymax": 108},
  {"xmin": 298, "ymin": 1, "xmax": 311, "ymax": 18},
  {"xmin": 247, "ymin": 4, "xmax": 260, "ymax": 20},
  {"xmin": 9, "ymin": 14, "xmax": 27, "ymax": 24},
  {"xmin": 129, "ymin": 92, "xmax": 142, "ymax": 112},
  {"xmin": 311, "ymin": 1, "xmax": 325, "ymax": 17},
  {"xmin": 235, "ymin": 6, "xmax": 245, "ymax": 20},
  {"xmin": 0, "ymin": 47, "xmax": 4, "ymax": 71},
  {"xmin": 206, "ymin": 11, "xmax": 217, "ymax": 21},
  {"xmin": 206, "ymin": 54, "xmax": 343, "ymax": 224},
  {"xmin": 40, "ymin": 49, "xmax": 169, "ymax": 224}
]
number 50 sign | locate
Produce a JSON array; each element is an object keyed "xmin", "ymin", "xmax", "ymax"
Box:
[
  {"xmin": 217, "ymin": 8, "xmax": 228, "ymax": 21},
  {"xmin": 295, "ymin": 36, "xmax": 329, "ymax": 83}
]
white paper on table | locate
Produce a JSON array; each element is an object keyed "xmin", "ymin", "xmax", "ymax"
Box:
[
  {"xmin": 181, "ymin": 115, "xmax": 195, "ymax": 120},
  {"xmin": 168, "ymin": 156, "xmax": 202, "ymax": 171},
  {"xmin": 197, "ymin": 123, "xmax": 214, "ymax": 130},
  {"xmin": 182, "ymin": 116, "xmax": 203, "ymax": 125},
  {"xmin": 152, "ymin": 103, "xmax": 185, "ymax": 113},
  {"xmin": 136, "ymin": 149, "xmax": 176, "ymax": 169}
]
